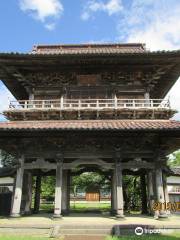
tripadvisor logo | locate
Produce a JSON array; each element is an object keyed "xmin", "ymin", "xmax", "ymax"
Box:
[
  {"xmin": 135, "ymin": 227, "xmax": 144, "ymax": 236},
  {"xmin": 135, "ymin": 227, "xmax": 164, "ymax": 235}
]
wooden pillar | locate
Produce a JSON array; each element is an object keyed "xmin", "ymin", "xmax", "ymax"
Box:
[
  {"xmin": 115, "ymin": 152, "xmax": 124, "ymax": 218},
  {"xmin": 155, "ymin": 168, "xmax": 168, "ymax": 218},
  {"xmin": 33, "ymin": 172, "xmax": 41, "ymax": 214},
  {"xmin": 21, "ymin": 171, "xmax": 32, "ymax": 215},
  {"xmin": 53, "ymin": 158, "xmax": 63, "ymax": 218},
  {"xmin": 111, "ymin": 170, "xmax": 117, "ymax": 215},
  {"xmin": 67, "ymin": 170, "xmax": 71, "ymax": 213},
  {"xmin": 144, "ymin": 92, "xmax": 150, "ymax": 100},
  {"xmin": 140, "ymin": 173, "xmax": 148, "ymax": 214},
  {"xmin": 24, "ymin": 172, "xmax": 32, "ymax": 215},
  {"xmin": 10, "ymin": 176, "xmax": 16, "ymax": 212},
  {"xmin": 62, "ymin": 170, "xmax": 68, "ymax": 214},
  {"xmin": 29, "ymin": 93, "xmax": 34, "ymax": 100},
  {"xmin": 11, "ymin": 155, "xmax": 24, "ymax": 217},
  {"xmin": 147, "ymin": 171, "xmax": 155, "ymax": 215},
  {"xmin": 163, "ymin": 173, "xmax": 170, "ymax": 215},
  {"xmin": 111, "ymin": 171, "xmax": 114, "ymax": 213}
]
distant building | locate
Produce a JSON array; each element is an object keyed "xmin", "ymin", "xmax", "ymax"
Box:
[
  {"xmin": 167, "ymin": 168, "xmax": 180, "ymax": 203},
  {"xmin": 0, "ymin": 168, "xmax": 15, "ymax": 193}
]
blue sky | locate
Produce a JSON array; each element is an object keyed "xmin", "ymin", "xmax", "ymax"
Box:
[{"xmin": 0, "ymin": 0, "xmax": 180, "ymax": 120}]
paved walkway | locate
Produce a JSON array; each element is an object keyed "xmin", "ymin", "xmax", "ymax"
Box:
[
  {"xmin": 0, "ymin": 213, "xmax": 180, "ymax": 227},
  {"xmin": 0, "ymin": 214, "xmax": 180, "ymax": 239}
]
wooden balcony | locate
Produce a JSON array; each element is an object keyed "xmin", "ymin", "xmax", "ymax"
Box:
[
  {"xmin": 4, "ymin": 98, "xmax": 174, "ymax": 120},
  {"xmin": 8, "ymin": 98, "xmax": 170, "ymax": 110}
]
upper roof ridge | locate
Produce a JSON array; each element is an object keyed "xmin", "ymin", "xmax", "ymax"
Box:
[
  {"xmin": 31, "ymin": 42, "xmax": 147, "ymax": 54},
  {"xmin": 33, "ymin": 42, "xmax": 146, "ymax": 48}
]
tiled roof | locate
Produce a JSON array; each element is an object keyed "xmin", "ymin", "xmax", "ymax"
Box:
[
  {"xmin": 0, "ymin": 168, "xmax": 16, "ymax": 178},
  {"xmin": 32, "ymin": 43, "xmax": 146, "ymax": 55},
  {"xmin": 0, "ymin": 120, "xmax": 180, "ymax": 131},
  {"xmin": 0, "ymin": 43, "xmax": 180, "ymax": 56},
  {"xmin": 0, "ymin": 44, "xmax": 180, "ymax": 57}
]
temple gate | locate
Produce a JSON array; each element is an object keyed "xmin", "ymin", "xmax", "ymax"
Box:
[{"xmin": 0, "ymin": 43, "xmax": 180, "ymax": 218}]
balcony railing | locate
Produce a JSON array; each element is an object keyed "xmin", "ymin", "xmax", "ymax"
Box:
[{"xmin": 8, "ymin": 98, "xmax": 170, "ymax": 111}]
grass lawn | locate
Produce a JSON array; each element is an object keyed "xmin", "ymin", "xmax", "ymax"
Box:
[
  {"xmin": 39, "ymin": 202, "xmax": 143, "ymax": 214},
  {"xmin": 39, "ymin": 203, "xmax": 54, "ymax": 212},
  {"xmin": 0, "ymin": 237, "xmax": 48, "ymax": 240},
  {"xmin": 40, "ymin": 202, "xmax": 111, "ymax": 213},
  {"xmin": 70, "ymin": 201, "xmax": 111, "ymax": 212}
]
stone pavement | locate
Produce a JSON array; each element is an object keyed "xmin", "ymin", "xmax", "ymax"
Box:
[
  {"xmin": 0, "ymin": 213, "xmax": 180, "ymax": 226},
  {"xmin": 0, "ymin": 213, "xmax": 180, "ymax": 238}
]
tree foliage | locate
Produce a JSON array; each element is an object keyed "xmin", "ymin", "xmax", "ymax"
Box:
[
  {"xmin": 41, "ymin": 176, "xmax": 55, "ymax": 200},
  {"xmin": 0, "ymin": 150, "xmax": 16, "ymax": 167},
  {"xmin": 123, "ymin": 175, "xmax": 141, "ymax": 211},
  {"xmin": 72, "ymin": 172, "xmax": 110, "ymax": 196},
  {"xmin": 168, "ymin": 151, "xmax": 180, "ymax": 167}
]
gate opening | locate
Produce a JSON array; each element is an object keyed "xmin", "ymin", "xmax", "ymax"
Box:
[{"xmin": 70, "ymin": 171, "xmax": 111, "ymax": 214}]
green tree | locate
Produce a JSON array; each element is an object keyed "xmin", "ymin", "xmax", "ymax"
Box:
[
  {"xmin": 72, "ymin": 172, "xmax": 110, "ymax": 196},
  {"xmin": 41, "ymin": 176, "xmax": 55, "ymax": 200},
  {"xmin": 0, "ymin": 150, "xmax": 16, "ymax": 167},
  {"xmin": 168, "ymin": 151, "xmax": 180, "ymax": 167},
  {"xmin": 123, "ymin": 175, "xmax": 141, "ymax": 212}
]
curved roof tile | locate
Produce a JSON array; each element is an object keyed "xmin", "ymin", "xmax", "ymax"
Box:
[{"xmin": 0, "ymin": 120, "xmax": 180, "ymax": 131}]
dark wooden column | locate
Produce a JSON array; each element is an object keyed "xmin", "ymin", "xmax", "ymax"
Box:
[
  {"xmin": 111, "ymin": 171, "xmax": 114, "ymax": 214},
  {"xmin": 53, "ymin": 156, "xmax": 63, "ymax": 218},
  {"xmin": 62, "ymin": 170, "xmax": 69, "ymax": 214},
  {"xmin": 21, "ymin": 171, "xmax": 32, "ymax": 215},
  {"xmin": 11, "ymin": 155, "xmax": 25, "ymax": 217},
  {"xmin": 140, "ymin": 173, "xmax": 148, "ymax": 214},
  {"xmin": 162, "ymin": 172, "xmax": 170, "ymax": 215},
  {"xmin": 115, "ymin": 149, "xmax": 124, "ymax": 218},
  {"xmin": 33, "ymin": 171, "xmax": 42, "ymax": 214},
  {"xmin": 111, "ymin": 169, "xmax": 117, "ymax": 215},
  {"xmin": 147, "ymin": 171, "xmax": 155, "ymax": 215},
  {"xmin": 67, "ymin": 170, "xmax": 71, "ymax": 213},
  {"xmin": 155, "ymin": 168, "xmax": 168, "ymax": 218}
]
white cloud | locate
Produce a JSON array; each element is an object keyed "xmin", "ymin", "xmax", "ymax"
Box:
[
  {"xmin": 45, "ymin": 22, "xmax": 56, "ymax": 31},
  {"xmin": 19, "ymin": 0, "xmax": 63, "ymax": 30},
  {"xmin": 81, "ymin": 0, "xmax": 123, "ymax": 20},
  {"xmin": 117, "ymin": 0, "xmax": 180, "ymax": 51},
  {"xmin": 127, "ymin": 11, "xmax": 180, "ymax": 51}
]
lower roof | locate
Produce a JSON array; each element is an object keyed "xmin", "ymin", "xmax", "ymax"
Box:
[
  {"xmin": 169, "ymin": 167, "xmax": 180, "ymax": 176},
  {"xmin": 0, "ymin": 168, "xmax": 16, "ymax": 178},
  {"xmin": 0, "ymin": 120, "xmax": 180, "ymax": 132}
]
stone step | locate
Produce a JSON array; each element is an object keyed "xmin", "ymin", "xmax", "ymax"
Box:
[
  {"xmin": 60, "ymin": 224, "xmax": 114, "ymax": 230},
  {"xmin": 63, "ymin": 234, "xmax": 107, "ymax": 240},
  {"xmin": 60, "ymin": 228, "xmax": 111, "ymax": 235},
  {"xmin": 0, "ymin": 227, "xmax": 49, "ymax": 236}
]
